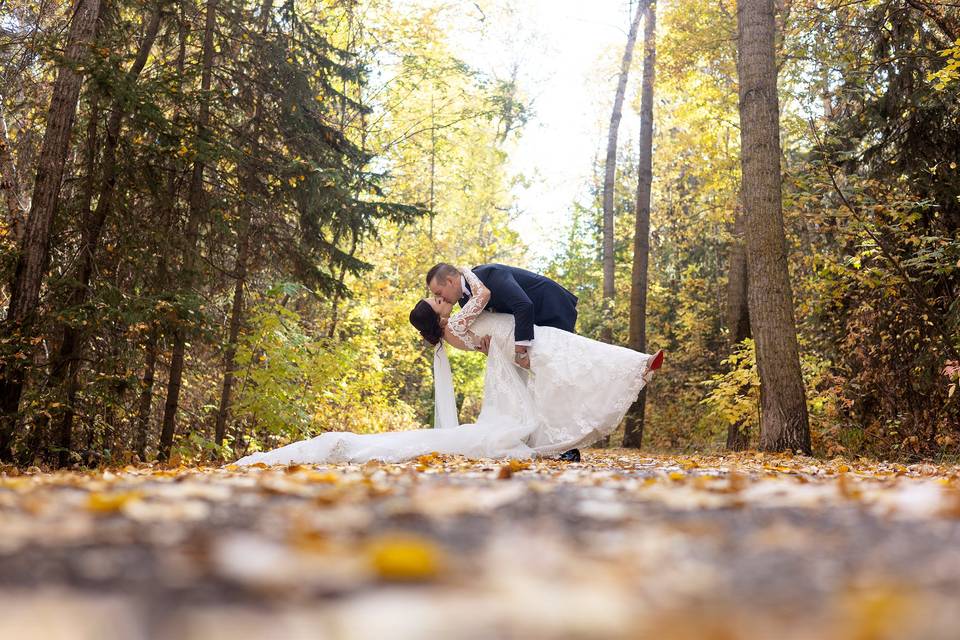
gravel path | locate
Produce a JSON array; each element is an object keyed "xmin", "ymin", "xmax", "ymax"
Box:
[{"xmin": 2, "ymin": 450, "xmax": 960, "ymax": 639}]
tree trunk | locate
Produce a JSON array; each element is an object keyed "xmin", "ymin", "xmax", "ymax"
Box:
[
  {"xmin": 0, "ymin": 96, "xmax": 27, "ymax": 242},
  {"xmin": 214, "ymin": 219, "xmax": 249, "ymax": 448},
  {"xmin": 726, "ymin": 205, "xmax": 751, "ymax": 346},
  {"xmin": 134, "ymin": 322, "xmax": 159, "ymax": 461},
  {"xmin": 725, "ymin": 204, "xmax": 752, "ymax": 451},
  {"xmin": 0, "ymin": 0, "xmax": 103, "ymax": 461},
  {"xmin": 51, "ymin": 6, "xmax": 163, "ymax": 467},
  {"xmin": 28, "ymin": 87, "xmax": 100, "ymax": 466},
  {"xmin": 158, "ymin": 0, "xmax": 218, "ymax": 462},
  {"xmin": 736, "ymin": 0, "xmax": 810, "ymax": 453},
  {"xmin": 623, "ymin": 2, "xmax": 656, "ymax": 449},
  {"xmin": 600, "ymin": 0, "xmax": 646, "ymax": 343}
]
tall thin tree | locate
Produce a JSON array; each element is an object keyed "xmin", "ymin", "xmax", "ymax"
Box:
[
  {"xmin": 158, "ymin": 0, "xmax": 218, "ymax": 462},
  {"xmin": 51, "ymin": 3, "xmax": 165, "ymax": 467},
  {"xmin": 0, "ymin": 96, "xmax": 26, "ymax": 241},
  {"xmin": 623, "ymin": 1, "xmax": 656, "ymax": 448},
  {"xmin": 600, "ymin": 0, "xmax": 646, "ymax": 343},
  {"xmin": 724, "ymin": 202, "xmax": 751, "ymax": 450},
  {"xmin": 736, "ymin": 0, "xmax": 810, "ymax": 453},
  {"xmin": 0, "ymin": 0, "xmax": 104, "ymax": 460},
  {"xmin": 213, "ymin": 0, "xmax": 275, "ymax": 451}
]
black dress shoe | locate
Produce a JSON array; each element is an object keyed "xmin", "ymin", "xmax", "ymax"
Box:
[{"xmin": 558, "ymin": 448, "xmax": 581, "ymax": 462}]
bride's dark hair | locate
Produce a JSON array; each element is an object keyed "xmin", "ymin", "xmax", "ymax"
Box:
[{"xmin": 409, "ymin": 300, "xmax": 443, "ymax": 346}]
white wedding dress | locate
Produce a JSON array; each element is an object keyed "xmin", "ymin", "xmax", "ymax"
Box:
[{"xmin": 235, "ymin": 270, "xmax": 655, "ymax": 466}]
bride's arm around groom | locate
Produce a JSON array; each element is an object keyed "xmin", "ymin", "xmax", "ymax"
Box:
[{"xmin": 445, "ymin": 267, "xmax": 491, "ymax": 352}]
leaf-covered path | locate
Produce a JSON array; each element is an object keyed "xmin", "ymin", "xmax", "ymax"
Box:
[{"xmin": 2, "ymin": 450, "xmax": 960, "ymax": 639}]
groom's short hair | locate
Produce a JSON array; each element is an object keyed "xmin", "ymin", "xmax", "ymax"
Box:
[{"xmin": 426, "ymin": 263, "xmax": 458, "ymax": 286}]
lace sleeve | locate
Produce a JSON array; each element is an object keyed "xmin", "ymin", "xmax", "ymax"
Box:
[{"xmin": 447, "ymin": 267, "xmax": 490, "ymax": 350}]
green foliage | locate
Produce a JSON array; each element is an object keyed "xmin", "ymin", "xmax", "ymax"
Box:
[
  {"xmin": 701, "ymin": 338, "xmax": 847, "ymax": 455},
  {"xmin": 701, "ymin": 340, "xmax": 759, "ymax": 439},
  {"xmin": 232, "ymin": 287, "xmax": 419, "ymax": 453}
]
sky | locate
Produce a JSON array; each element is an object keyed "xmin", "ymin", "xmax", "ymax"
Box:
[{"xmin": 434, "ymin": 0, "xmax": 649, "ymax": 265}]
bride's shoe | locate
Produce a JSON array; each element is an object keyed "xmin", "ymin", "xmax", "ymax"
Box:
[
  {"xmin": 649, "ymin": 349, "xmax": 664, "ymax": 371},
  {"xmin": 642, "ymin": 349, "xmax": 664, "ymax": 383}
]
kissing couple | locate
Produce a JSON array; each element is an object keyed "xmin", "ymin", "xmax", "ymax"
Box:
[{"xmin": 237, "ymin": 263, "xmax": 663, "ymax": 465}]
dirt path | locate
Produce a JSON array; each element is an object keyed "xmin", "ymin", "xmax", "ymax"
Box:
[{"xmin": 2, "ymin": 450, "xmax": 959, "ymax": 639}]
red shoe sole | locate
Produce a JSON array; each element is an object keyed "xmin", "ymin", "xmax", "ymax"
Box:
[{"xmin": 649, "ymin": 349, "xmax": 664, "ymax": 371}]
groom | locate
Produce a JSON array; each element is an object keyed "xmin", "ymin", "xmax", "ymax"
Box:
[{"xmin": 427, "ymin": 262, "xmax": 579, "ymax": 369}]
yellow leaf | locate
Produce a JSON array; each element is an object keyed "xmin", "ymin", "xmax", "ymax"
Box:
[
  {"xmin": 305, "ymin": 471, "xmax": 339, "ymax": 484},
  {"xmin": 497, "ymin": 458, "xmax": 530, "ymax": 479},
  {"xmin": 368, "ymin": 535, "xmax": 443, "ymax": 581},
  {"xmin": 87, "ymin": 491, "xmax": 142, "ymax": 513}
]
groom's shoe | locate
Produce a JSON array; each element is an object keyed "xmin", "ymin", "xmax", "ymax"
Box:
[{"xmin": 558, "ymin": 448, "xmax": 581, "ymax": 462}]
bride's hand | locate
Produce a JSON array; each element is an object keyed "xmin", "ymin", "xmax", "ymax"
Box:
[
  {"xmin": 477, "ymin": 335, "xmax": 491, "ymax": 355},
  {"xmin": 439, "ymin": 317, "xmax": 449, "ymax": 329}
]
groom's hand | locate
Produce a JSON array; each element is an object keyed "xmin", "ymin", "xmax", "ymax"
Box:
[{"xmin": 514, "ymin": 345, "xmax": 530, "ymax": 369}]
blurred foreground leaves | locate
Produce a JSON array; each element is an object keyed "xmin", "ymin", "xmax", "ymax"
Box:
[{"xmin": 2, "ymin": 450, "xmax": 960, "ymax": 639}]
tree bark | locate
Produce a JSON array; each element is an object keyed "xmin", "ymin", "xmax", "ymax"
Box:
[
  {"xmin": 134, "ymin": 322, "xmax": 159, "ymax": 461},
  {"xmin": 600, "ymin": 0, "xmax": 646, "ymax": 343},
  {"xmin": 725, "ymin": 204, "xmax": 752, "ymax": 451},
  {"xmin": 726, "ymin": 205, "xmax": 751, "ymax": 345},
  {"xmin": 51, "ymin": 5, "xmax": 163, "ymax": 467},
  {"xmin": 214, "ymin": 218, "xmax": 249, "ymax": 448},
  {"xmin": 736, "ymin": 0, "xmax": 810, "ymax": 453},
  {"xmin": 158, "ymin": 0, "xmax": 217, "ymax": 462},
  {"xmin": 0, "ymin": 96, "xmax": 27, "ymax": 242},
  {"xmin": 0, "ymin": 0, "xmax": 103, "ymax": 461},
  {"xmin": 623, "ymin": 2, "xmax": 656, "ymax": 449}
]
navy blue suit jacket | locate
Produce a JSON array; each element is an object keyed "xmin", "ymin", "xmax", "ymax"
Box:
[{"xmin": 459, "ymin": 264, "xmax": 578, "ymax": 342}]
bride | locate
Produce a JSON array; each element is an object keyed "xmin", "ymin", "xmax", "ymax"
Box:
[{"xmin": 235, "ymin": 267, "xmax": 662, "ymax": 465}]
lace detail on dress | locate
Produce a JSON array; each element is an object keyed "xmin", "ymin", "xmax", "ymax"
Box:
[{"xmin": 447, "ymin": 266, "xmax": 489, "ymax": 350}]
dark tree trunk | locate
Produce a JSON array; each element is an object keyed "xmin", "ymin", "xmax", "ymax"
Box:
[
  {"xmin": 214, "ymin": 219, "xmax": 249, "ymax": 448},
  {"xmin": 0, "ymin": 0, "xmax": 103, "ymax": 461},
  {"xmin": 28, "ymin": 87, "xmax": 100, "ymax": 466},
  {"xmin": 726, "ymin": 206, "xmax": 751, "ymax": 346},
  {"xmin": 159, "ymin": 0, "xmax": 218, "ymax": 462},
  {"xmin": 0, "ymin": 96, "xmax": 27, "ymax": 242},
  {"xmin": 600, "ymin": 0, "xmax": 646, "ymax": 343},
  {"xmin": 725, "ymin": 205, "xmax": 752, "ymax": 451},
  {"xmin": 134, "ymin": 322, "xmax": 159, "ymax": 461},
  {"xmin": 623, "ymin": 2, "xmax": 656, "ymax": 449},
  {"xmin": 51, "ymin": 6, "xmax": 163, "ymax": 467},
  {"xmin": 736, "ymin": 0, "xmax": 810, "ymax": 453}
]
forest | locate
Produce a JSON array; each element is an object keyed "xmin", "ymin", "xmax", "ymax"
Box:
[
  {"xmin": 5, "ymin": 2, "xmax": 960, "ymax": 637},
  {"xmin": 0, "ymin": 0, "xmax": 958, "ymax": 469}
]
